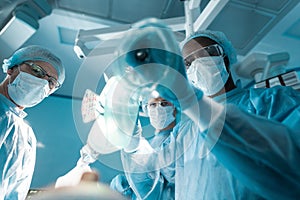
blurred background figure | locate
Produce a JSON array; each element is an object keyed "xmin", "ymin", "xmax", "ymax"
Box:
[{"xmin": 111, "ymin": 95, "xmax": 176, "ymax": 200}]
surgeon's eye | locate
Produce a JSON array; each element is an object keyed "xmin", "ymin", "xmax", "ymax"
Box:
[
  {"xmin": 148, "ymin": 101, "xmax": 172, "ymax": 108},
  {"xmin": 29, "ymin": 63, "xmax": 46, "ymax": 78},
  {"xmin": 135, "ymin": 49, "xmax": 149, "ymax": 62},
  {"xmin": 160, "ymin": 101, "xmax": 170, "ymax": 107}
]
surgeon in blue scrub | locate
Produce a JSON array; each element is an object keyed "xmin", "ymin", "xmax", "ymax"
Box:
[
  {"xmin": 172, "ymin": 30, "xmax": 300, "ymax": 199},
  {"xmin": 0, "ymin": 45, "xmax": 65, "ymax": 199},
  {"xmin": 111, "ymin": 95, "xmax": 176, "ymax": 200},
  {"xmin": 118, "ymin": 22, "xmax": 300, "ymax": 199}
]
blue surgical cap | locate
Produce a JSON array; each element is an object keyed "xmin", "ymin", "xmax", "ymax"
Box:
[
  {"xmin": 182, "ymin": 30, "xmax": 237, "ymax": 67},
  {"xmin": 140, "ymin": 85, "xmax": 179, "ymax": 115},
  {"xmin": 2, "ymin": 45, "xmax": 65, "ymax": 85}
]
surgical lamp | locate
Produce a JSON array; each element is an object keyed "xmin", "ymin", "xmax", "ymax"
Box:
[
  {"xmin": 73, "ymin": 0, "xmax": 229, "ymax": 59},
  {"xmin": 0, "ymin": 0, "xmax": 52, "ymax": 51}
]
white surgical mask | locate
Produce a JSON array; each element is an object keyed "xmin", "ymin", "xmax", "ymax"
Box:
[
  {"xmin": 187, "ymin": 56, "xmax": 229, "ymax": 96},
  {"xmin": 8, "ymin": 71, "xmax": 50, "ymax": 107},
  {"xmin": 148, "ymin": 105, "xmax": 175, "ymax": 130}
]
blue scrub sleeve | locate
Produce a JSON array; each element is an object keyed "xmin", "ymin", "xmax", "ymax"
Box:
[
  {"xmin": 205, "ymin": 104, "xmax": 300, "ymax": 200},
  {"xmin": 0, "ymin": 111, "xmax": 36, "ymax": 200}
]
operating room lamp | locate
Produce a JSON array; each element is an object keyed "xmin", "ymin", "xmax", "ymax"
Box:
[
  {"xmin": 0, "ymin": 10, "xmax": 38, "ymax": 51},
  {"xmin": 0, "ymin": 0, "xmax": 52, "ymax": 51},
  {"xmin": 74, "ymin": 0, "xmax": 229, "ymax": 59}
]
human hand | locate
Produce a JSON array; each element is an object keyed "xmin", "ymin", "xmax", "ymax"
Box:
[
  {"xmin": 54, "ymin": 159, "xmax": 92, "ymax": 188},
  {"xmin": 33, "ymin": 171, "xmax": 127, "ymax": 200},
  {"xmin": 110, "ymin": 174, "xmax": 133, "ymax": 197}
]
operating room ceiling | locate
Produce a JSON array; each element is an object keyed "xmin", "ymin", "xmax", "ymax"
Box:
[{"xmin": 1, "ymin": 0, "xmax": 300, "ymax": 99}]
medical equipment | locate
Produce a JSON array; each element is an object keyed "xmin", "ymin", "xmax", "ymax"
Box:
[
  {"xmin": 81, "ymin": 76, "xmax": 140, "ymax": 154},
  {"xmin": 73, "ymin": 0, "xmax": 228, "ymax": 59},
  {"xmin": 255, "ymin": 71, "xmax": 300, "ymax": 90},
  {"xmin": 235, "ymin": 52, "xmax": 300, "ymax": 90},
  {"xmin": 235, "ymin": 52, "xmax": 289, "ymax": 82},
  {"xmin": 0, "ymin": 0, "xmax": 52, "ymax": 51},
  {"xmin": 81, "ymin": 89, "xmax": 103, "ymax": 123}
]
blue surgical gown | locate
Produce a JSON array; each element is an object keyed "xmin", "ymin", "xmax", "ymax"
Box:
[
  {"xmin": 122, "ymin": 86, "xmax": 300, "ymax": 200},
  {"xmin": 0, "ymin": 94, "xmax": 36, "ymax": 200},
  {"xmin": 112, "ymin": 129, "xmax": 175, "ymax": 200}
]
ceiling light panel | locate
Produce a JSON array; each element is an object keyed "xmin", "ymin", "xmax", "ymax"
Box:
[{"xmin": 57, "ymin": 0, "xmax": 110, "ymax": 18}]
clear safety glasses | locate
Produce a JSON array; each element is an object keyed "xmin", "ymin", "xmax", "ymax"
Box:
[
  {"xmin": 184, "ymin": 44, "xmax": 224, "ymax": 67},
  {"xmin": 23, "ymin": 62, "xmax": 61, "ymax": 89},
  {"xmin": 147, "ymin": 100, "xmax": 173, "ymax": 108}
]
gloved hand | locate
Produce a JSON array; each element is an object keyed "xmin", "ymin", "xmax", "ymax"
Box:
[
  {"xmin": 110, "ymin": 174, "xmax": 134, "ymax": 197},
  {"xmin": 55, "ymin": 145, "xmax": 96, "ymax": 188}
]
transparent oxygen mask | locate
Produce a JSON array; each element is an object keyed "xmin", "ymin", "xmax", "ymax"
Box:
[
  {"xmin": 85, "ymin": 76, "xmax": 140, "ymax": 154},
  {"xmin": 109, "ymin": 18, "xmax": 187, "ymax": 99},
  {"xmin": 82, "ymin": 18, "xmax": 188, "ymax": 155}
]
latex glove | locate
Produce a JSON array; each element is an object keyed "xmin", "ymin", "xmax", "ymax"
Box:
[
  {"xmin": 55, "ymin": 161, "xmax": 91, "ymax": 188},
  {"xmin": 55, "ymin": 145, "xmax": 98, "ymax": 188},
  {"xmin": 110, "ymin": 174, "xmax": 134, "ymax": 197}
]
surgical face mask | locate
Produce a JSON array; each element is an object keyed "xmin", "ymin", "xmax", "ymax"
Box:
[
  {"xmin": 8, "ymin": 71, "xmax": 50, "ymax": 107},
  {"xmin": 148, "ymin": 104, "xmax": 175, "ymax": 130},
  {"xmin": 187, "ymin": 56, "xmax": 229, "ymax": 96}
]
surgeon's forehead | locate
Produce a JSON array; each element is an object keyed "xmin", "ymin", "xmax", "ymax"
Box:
[{"xmin": 148, "ymin": 97, "xmax": 166, "ymax": 103}]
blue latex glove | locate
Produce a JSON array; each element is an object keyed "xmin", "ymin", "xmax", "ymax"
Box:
[{"xmin": 110, "ymin": 174, "xmax": 135, "ymax": 198}]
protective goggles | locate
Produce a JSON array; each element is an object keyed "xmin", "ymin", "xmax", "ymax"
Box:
[
  {"xmin": 184, "ymin": 44, "xmax": 224, "ymax": 67},
  {"xmin": 24, "ymin": 62, "xmax": 61, "ymax": 89}
]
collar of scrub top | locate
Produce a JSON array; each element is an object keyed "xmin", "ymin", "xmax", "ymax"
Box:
[{"xmin": 0, "ymin": 94, "xmax": 27, "ymax": 118}]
